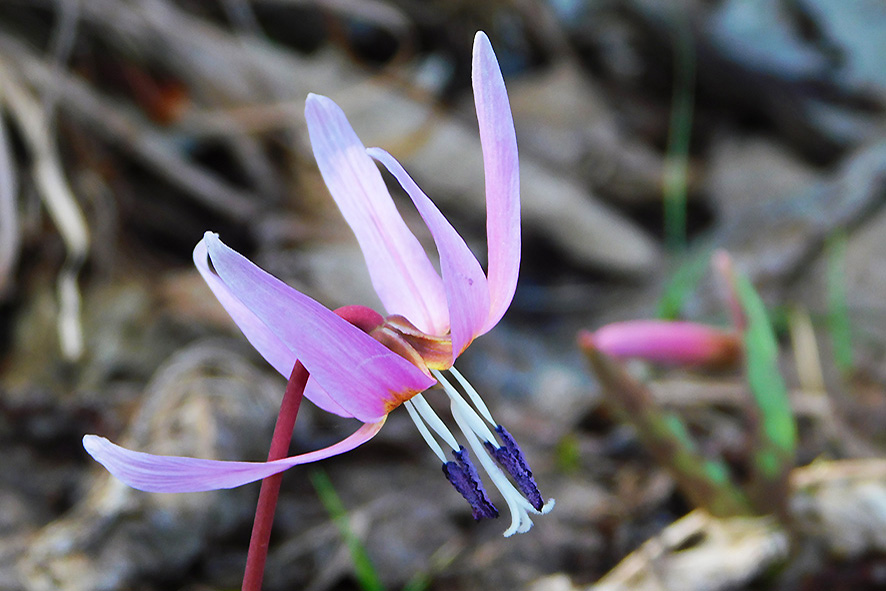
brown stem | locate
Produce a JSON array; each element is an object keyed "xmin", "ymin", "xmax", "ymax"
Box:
[{"xmin": 241, "ymin": 361, "xmax": 308, "ymax": 591}]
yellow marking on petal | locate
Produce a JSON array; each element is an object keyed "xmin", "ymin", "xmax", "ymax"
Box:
[
  {"xmin": 383, "ymin": 315, "xmax": 454, "ymax": 370},
  {"xmin": 361, "ymin": 314, "xmax": 458, "ymax": 412},
  {"xmin": 383, "ymin": 391, "xmax": 416, "ymax": 414}
]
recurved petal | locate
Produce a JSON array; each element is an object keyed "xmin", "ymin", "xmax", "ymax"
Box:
[
  {"xmin": 368, "ymin": 148, "xmax": 490, "ymax": 361},
  {"xmin": 82, "ymin": 420, "xmax": 385, "ymax": 493},
  {"xmin": 306, "ymin": 93, "xmax": 449, "ymax": 336},
  {"xmin": 195, "ymin": 235, "xmax": 358, "ymax": 419},
  {"xmin": 194, "ymin": 236, "xmax": 294, "ymax": 378},
  {"xmin": 205, "ymin": 233, "xmax": 435, "ymax": 422},
  {"xmin": 304, "ymin": 379, "xmax": 351, "ymax": 417},
  {"xmin": 472, "ymin": 31, "xmax": 521, "ymax": 332}
]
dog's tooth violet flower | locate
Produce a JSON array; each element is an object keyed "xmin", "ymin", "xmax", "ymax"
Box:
[{"xmin": 83, "ymin": 32, "xmax": 552, "ymax": 537}]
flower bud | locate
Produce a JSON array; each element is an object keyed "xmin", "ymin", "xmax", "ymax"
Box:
[{"xmin": 580, "ymin": 320, "xmax": 741, "ymax": 368}]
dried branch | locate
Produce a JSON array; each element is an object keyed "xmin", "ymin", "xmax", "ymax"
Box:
[
  {"xmin": 0, "ymin": 105, "xmax": 19, "ymax": 298},
  {"xmin": 0, "ymin": 60, "xmax": 88, "ymax": 360},
  {"xmin": 0, "ymin": 33, "xmax": 261, "ymax": 222}
]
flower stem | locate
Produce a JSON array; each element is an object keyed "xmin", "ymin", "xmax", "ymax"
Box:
[{"xmin": 242, "ymin": 361, "xmax": 308, "ymax": 591}]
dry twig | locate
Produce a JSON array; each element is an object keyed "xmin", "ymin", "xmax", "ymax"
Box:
[{"xmin": 0, "ymin": 59, "xmax": 88, "ymax": 360}]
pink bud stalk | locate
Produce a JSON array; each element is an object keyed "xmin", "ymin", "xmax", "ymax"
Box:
[{"xmin": 712, "ymin": 250, "xmax": 746, "ymax": 331}]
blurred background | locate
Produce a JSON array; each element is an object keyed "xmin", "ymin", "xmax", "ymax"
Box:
[{"xmin": 2, "ymin": 0, "xmax": 886, "ymax": 590}]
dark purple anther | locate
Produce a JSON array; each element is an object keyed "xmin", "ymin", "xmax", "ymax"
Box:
[
  {"xmin": 484, "ymin": 425, "xmax": 544, "ymax": 510},
  {"xmin": 442, "ymin": 446, "xmax": 499, "ymax": 520}
]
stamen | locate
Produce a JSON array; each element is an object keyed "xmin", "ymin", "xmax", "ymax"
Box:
[
  {"xmin": 410, "ymin": 368, "xmax": 554, "ymax": 533},
  {"xmin": 451, "ymin": 402, "xmax": 537, "ymax": 536},
  {"xmin": 411, "ymin": 394, "xmax": 459, "ymax": 451},
  {"xmin": 448, "ymin": 366, "xmax": 495, "ymax": 425},
  {"xmin": 442, "ymin": 447, "xmax": 499, "ymax": 520},
  {"xmin": 404, "ymin": 400, "xmax": 446, "ymax": 463},
  {"xmin": 484, "ymin": 425, "xmax": 544, "ymax": 511},
  {"xmin": 433, "ymin": 370, "xmax": 498, "ymax": 445}
]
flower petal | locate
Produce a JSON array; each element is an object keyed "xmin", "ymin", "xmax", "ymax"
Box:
[
  {"xmin": 205, "ymin": 233, "xmax": 435, "ymax": 422},
  {"xmin": 368, "ymin": 148, "xmax": 490, "ymax": 361},
  {"xmin": 305, "ymin": 93, "xmax": 448, "ymax": 335},
  {"xmin": 194, "ymin": 237, "xmax": 294, "ymax": 378},
  {"xmin": 303, "ymin": 379, "xmax": 351, "ymax": 417},
  {"xmin": 82, "ymin": 420, "xmax": 385, "ymax": 493},
  {"xmin": 472, "ymin": 31, "xmax": 521, "ymax": 332},
  {"xmin": 195, "ymin": 235, "xmax": 359, "ymax": 419}
]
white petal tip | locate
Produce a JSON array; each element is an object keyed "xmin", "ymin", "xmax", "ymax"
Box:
[
  {"xmin": 82, "ymin": 434, "xmax": 105, "ymax": 456},
  {"xmin": 305, "ymin": 93, "xmax": 336, "ymax": 111},
  {"xmin": 201, "ymin": 231, "xmax": 221, "ymax": 248}
]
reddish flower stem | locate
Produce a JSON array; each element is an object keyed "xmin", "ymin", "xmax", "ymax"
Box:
[{"xmin": 242, "ymin": 361, "xmax": 308, "ymax": 591}]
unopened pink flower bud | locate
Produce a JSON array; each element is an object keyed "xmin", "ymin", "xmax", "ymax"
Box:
[{"xmin": 579, "ymin": 320, "xmax": 741, "ymax": 368}]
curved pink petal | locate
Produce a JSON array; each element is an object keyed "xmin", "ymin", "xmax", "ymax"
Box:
[
  {"xmin": 194, "ymin": 237, "xmax": 293, "ymax": 378},
  {"xmin": 472, "ymin": 31, "xmax": 521, "ymax": 332},
  {"xmin": 82, "ymin": 420, "xmax": 384, "ymax": 493},
  {"xmin": 368, "ymin": 148, "xmax": 490, "ymax": 360},
  {"xmin": 303, "ymin": 379, "xmax": 351, "ymax": 417},
  {"xmin": 305, "ymin": 94, "xmax": 448, "ymax": 336},
  {"xmin": 195, "ymin": 236, "xmax": 358, "ymax": 419},
  {"xmin": 205, "ymin": 233, "xmax": 435, "ymax": 422}
]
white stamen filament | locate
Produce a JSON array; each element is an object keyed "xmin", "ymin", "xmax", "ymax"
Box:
[
  {"xmin": 433, "ymin": 370, "xmax": 499, "ymax": 445},
  {"xmin": 404, "ymin": 400, "xmax": 446, "ymax": 463},
  {"xmin": 450, "ymin": 401, "xmax": 536, "ymax": 536},
  {"xmin": 448, "ymin": 366, "xmax": 496, "ymax": 425},
  {"xmin": 404, "ymin": 366, "xmax": 555, "ymax": 535},
  {"xmin": 410, "ymin": 393, "xmax": 460, "ymax": 451},
  {"xmin": 443, "ymin": 370, "xmax": 557, "ymax": 520}
]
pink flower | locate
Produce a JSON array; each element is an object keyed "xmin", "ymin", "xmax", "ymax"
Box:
[
  {"xmin": 84, "ymin": 32, "xmax": 551, "ymax": 536},
  {"xmin": 581, "ymin": 320, "xmax": 741, "ymax": 368}
]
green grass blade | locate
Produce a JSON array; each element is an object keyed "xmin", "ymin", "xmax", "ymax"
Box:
[
  {"xmin": 310, "ymin": 468, "xmax": 385, "ymax": 591},
  {"xmin": 401, "ymin": 572, "xmax": 431, "ymax": 591},
  {"xmin": 734, "ymin": 275, "xmax": 796, "ymax": 517},
  {"xmin": 826, "ymin": 233, "xmax": 854, "ymax": 373},
  {"xmin": 656, "ymin": 247, "xmax": 713, "ymax": 320},
  {"xmin": 663, "ymin": 6, "xmax": 696, "ymax": 252}
]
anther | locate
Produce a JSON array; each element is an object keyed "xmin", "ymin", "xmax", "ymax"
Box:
[
  {"xmin": 451, "ymin": 403, "xmax": 534, "ymax": 536},
  {"xmin": 442, "ymin": 447, "xmax": 499, "ymax": 520},
  {"xmin": 484, "ymin": 425, "xmax": 544, "ymax": 511}
]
